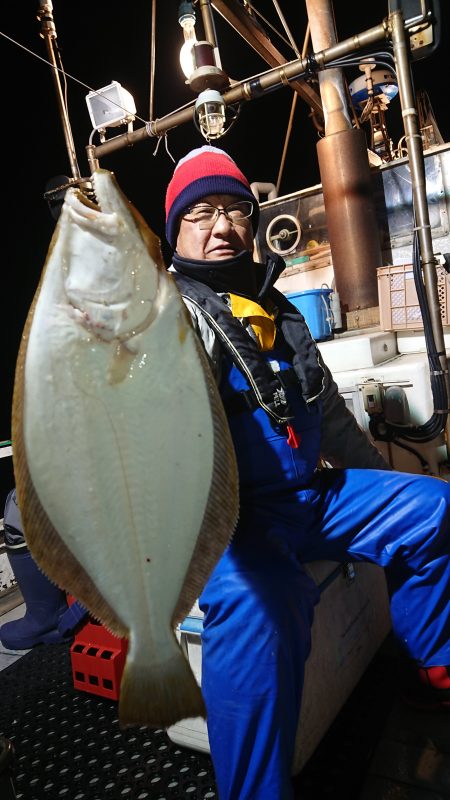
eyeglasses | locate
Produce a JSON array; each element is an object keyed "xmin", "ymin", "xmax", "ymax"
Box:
[{"xmin": 182, "ymin": 200, "xmax": 253, "ymax": 229}]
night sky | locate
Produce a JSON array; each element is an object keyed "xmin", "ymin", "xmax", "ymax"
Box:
[{"xmin": 2, "ymin": 1, "xmax": 449, "ymax": 504}]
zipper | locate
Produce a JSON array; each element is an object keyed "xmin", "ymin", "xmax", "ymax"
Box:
[{"xmin": 184, "ymin": 296, "xmax": 292, "ymax": 425}]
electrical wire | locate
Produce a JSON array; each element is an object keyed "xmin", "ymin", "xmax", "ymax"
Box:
[
  {"xmin": 369, "ymin": 219, "xmax": 449, "ymax": 444},
  {"xmin": 390, "ymin": 438, "xmax": 432, "ymax": 473}
]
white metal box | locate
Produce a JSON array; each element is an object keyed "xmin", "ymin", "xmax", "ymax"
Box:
[{"xmin": 167, "ymin": 560, "xmax": 390, "ymax": 774}]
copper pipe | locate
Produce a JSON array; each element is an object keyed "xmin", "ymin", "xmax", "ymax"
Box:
[
  {"xmin": 316, "ymin": 128, "xmax": 382, "ymax": 311},
  {"xmin": 198, "ymin": 0, "xmax": 219, "ymax": 47},
  {"xmin": 88, "ymin": 20, "xmax": 387, "ymax": 161},
  {"xmin": 149, "ymin": 0, "xmax": 157, "ymax": 121},
  {"xmin": 305, "ymin": 0, "xmax": 351, "ymax": 135}
]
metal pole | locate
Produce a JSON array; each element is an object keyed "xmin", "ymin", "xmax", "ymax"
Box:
[
  {"xmin": 390, "ymin": 10, "xmax": 450, "ymax": 440},
  {"xmin": 149, "ymin": 0, "xmax": 157, "ymax": 121},
  {"xmin": 87, "ymin": 20, "xmax": 387, "ymax": 162},
  {"xmin": 275, "ymin": 24, "xmax": 310, "ymax": 195},
  {"xmin": 305, "ymin": 0, "xmax": 352, "ymax": 135},
  {"xmin": 198, "ymin": 0, "xmax": 219, "ymax": 47},
  {"xmin": 37, "ymin": 1, "xmax": 81, "ymax": 181}
]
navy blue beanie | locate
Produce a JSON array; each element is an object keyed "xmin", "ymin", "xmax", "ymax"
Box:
[{"xmin": 165, "ymin": 146, "xmax": 259, "ymax": 249}]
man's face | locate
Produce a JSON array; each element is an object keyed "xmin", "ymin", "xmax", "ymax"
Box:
[{"xmin": 175, "ymin": 194, "xmax": 254, "ymax": 261}]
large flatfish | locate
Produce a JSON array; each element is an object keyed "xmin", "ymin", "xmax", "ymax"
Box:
[{"xmin": 12, "ymin": 169, "xmax": 239, "ymax": 727}]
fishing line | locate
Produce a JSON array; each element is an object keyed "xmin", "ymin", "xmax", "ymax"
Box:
[
  {"xmin": 1, "ymin": 28, "xmax": 205, "ymax": 136},
  {"xmin": 1, "ymin": 27, "xmax": 204, "ymax": 142},
  {"xmin": 0, "ymin": 29, "xmax": 150, "ymax": 126}
]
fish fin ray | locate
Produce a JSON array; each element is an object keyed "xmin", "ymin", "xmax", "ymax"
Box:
[
  {"xmin": 119, "ymin": 631, "xmax": 205, "ymax": 728},
  {"xmin": 12, "ymin": 325, "xmax": 128, "ymax": 639},
  {"xmin": 172, "ymin": 338, "xmax": 239, "ymax": 625}
]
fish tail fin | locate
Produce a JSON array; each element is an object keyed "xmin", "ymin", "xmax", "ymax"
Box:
[{"xmin": 118, "ymin": 632, "xmax": 206, "ymax": 729}]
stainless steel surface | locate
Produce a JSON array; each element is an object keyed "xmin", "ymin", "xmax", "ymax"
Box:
[{"xmin": 257, "ymin": 143, "xmax": 450, "ymax": 270}]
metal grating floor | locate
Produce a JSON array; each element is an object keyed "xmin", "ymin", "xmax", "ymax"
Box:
[
  {"xmin": 0, "ymin": 640, "xmax": 398, "ymax": 799},
  {"xmin": 0, "ymin": 643, "xmax": 217, "ymax": 800}
]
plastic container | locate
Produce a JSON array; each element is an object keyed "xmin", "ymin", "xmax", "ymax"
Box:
[
  {"xmin": 70, "ymin": 616, "xmax": 128, "ymax": 701},
  {"xmin": 377, "ymin": 264, "xmax": 450, "ymax": 330},
  {"xmin": 286, "ymin": 288, "xmax": 334, "ymax": 341}
]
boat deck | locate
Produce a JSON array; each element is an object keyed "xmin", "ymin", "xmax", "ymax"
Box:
[{"xmin": 1, "ymin": 596, "xmax": 449, "ymax": 799}]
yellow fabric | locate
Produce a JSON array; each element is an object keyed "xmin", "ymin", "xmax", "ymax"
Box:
[{"xmin": 229, "ymin": 293, "xmax": 277, "ymax": 351}]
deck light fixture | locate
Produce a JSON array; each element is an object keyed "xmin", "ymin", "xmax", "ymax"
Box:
[
  {"xmin": 195, "ymin": 89, "xmax": 226, "ymax": 140},
  {"xmin": 178, "ymin": 1, "xmax": 229, "ymax": 141},
  {"xmin": 86, "ymin": 81, "xmax": 136, "ymax": 137}
]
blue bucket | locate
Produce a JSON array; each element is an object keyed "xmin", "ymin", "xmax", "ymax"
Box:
[{"xmin": 286, "ymin": 288, "xmax": 334, "ymax": 341}]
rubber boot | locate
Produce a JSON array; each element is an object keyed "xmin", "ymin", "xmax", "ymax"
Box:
[{"xmin": 0, "ymin": 549, "xmax": 70, "ymax": 650}]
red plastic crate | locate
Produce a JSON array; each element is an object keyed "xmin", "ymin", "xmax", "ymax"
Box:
[{"xmin": 68, "ymin": 601, "xmax": 128, "ymax": 701}]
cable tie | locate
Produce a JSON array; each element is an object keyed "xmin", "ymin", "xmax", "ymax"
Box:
[
  {"xmin": 279, "ymin": 68, "xmax": 290, "ymax": 87},
  {"xmin": 430, "ymin": 369, "xmax": 448, "ymax": 376},
  {"xmin": 412, "ymin": 224, "xmax": 431, "ymax": 231},
  {"xmin": 401, "ymin": 107, "xmax": 418, "ymax": 117},
  {"xmin": 304, "ymin": 53, "xmax": 319, "ymax": 81},
  {"xmin": 434, "ymin": 408, "xmax": 450, "ymax": 414}
]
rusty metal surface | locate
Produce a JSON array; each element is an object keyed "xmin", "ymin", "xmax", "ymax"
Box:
[
  {"xmin": 211, "ymin": 0, "xmax": 323, "ymax": 117},
  {"xmin": 317, "ymin": 128, "xmax": 382, "ymax": 311}
]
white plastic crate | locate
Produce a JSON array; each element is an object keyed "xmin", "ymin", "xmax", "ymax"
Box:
[{"xmin": 377, "ymin": 263, "xmax": 450, "ymax": 330}]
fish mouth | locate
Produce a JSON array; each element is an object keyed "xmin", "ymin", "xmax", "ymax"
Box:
[
  {"xmin": 61, "ymin": 169, "xmax": 160, "ymax": 344},
  {"xmin": 65, "ymin": 186, "xmax": 121, "ymax": 237}
]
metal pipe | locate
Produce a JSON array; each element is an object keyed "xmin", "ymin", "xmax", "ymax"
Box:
[
  {"xmin": 306, "ymin": 0, "xmax": 381, "ymax": 314},
  {"xmin": 198, "ymin": 0, "xmax": 218, "ymax": 47},
  {"xmin": 37, "ymin": 1, "xmax": 81, "ymax": 181},
  {"xmin": 149, "ymin": 0, "xmax": 157, "ymax": 121},
  {"xmin": 390, "ymin": 10, "xmax": 450, "ymax": 442},
  {"xmin": 317, "ymin": 128, "xmax": 381, "ymax": 311},
  {"xmin": 87, "ymin": 20, "xmax": 387, "ymax": 162},
  {"xmin": 305, "ymin": 0, "xmax": 352, "ymax": 135},
  {"xmin": 275, "ymin": 23, "xmax": 310, "ymax": 194}
]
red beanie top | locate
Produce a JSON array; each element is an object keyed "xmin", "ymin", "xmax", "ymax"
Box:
[{"xmin": 165, "ymin": 145, "xmax": 259, "ymax": 249}]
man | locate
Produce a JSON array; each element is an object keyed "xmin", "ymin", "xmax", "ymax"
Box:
[{"xmin": 165, "ymin": 145, "xmax": 450, "ymax": 799}]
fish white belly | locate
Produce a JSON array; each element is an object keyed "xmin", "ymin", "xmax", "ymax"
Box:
[
  {"xmin": 23, "ymin": 273, "xmax": 214, "ymax": 659},
  {"xmin": 13, "ymin": 168, "xmax": 239, "ymax": 726}
]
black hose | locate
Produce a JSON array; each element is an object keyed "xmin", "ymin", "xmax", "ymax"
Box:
[{"xmin": 369, "ymin": 221, "xmax": 448, "ymax": 443}]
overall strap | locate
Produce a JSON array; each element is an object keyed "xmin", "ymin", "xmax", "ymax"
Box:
[{"xmin": 173, "ymin": 272, "xmax": 293, "ymax": 425}]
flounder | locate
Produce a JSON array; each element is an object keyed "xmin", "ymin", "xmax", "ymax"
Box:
[{"xmin": 12, "ymin": 169, "xmax": 239, "ymax": 727}]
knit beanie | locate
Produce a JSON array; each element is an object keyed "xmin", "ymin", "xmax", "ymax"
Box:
[{"xmin": 165, "ymin": 145, "xmax": 259, "ymax": 249}]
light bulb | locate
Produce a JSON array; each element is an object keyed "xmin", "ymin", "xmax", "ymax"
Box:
[
  {"xmin": 179, "ymin": 12, "xmax": 197, "ymax": 80},
  {"xmin": 195, "ymin": 90, "xmax": 226, "ymax": 140}
]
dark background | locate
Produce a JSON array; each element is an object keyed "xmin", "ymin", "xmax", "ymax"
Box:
[{"xmin": 2, "ymin": 1, "xmax": 450, "ymax": 506}]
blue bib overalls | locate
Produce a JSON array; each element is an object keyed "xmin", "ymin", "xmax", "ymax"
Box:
[{"xmin": 199, "ymin": 349, "xmax": 450, "ymax": 799}]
